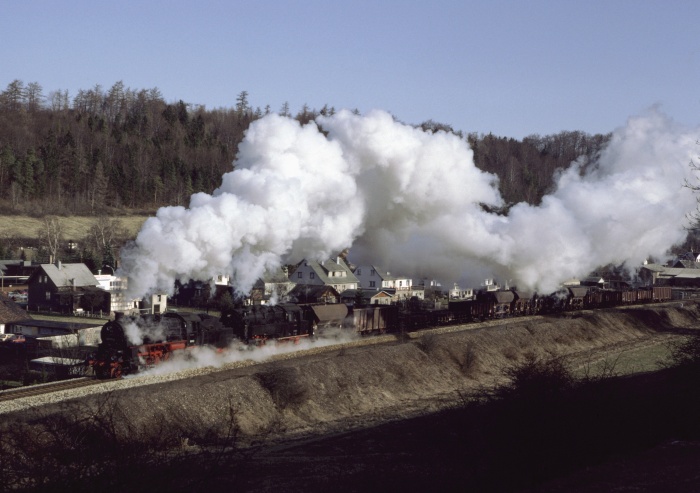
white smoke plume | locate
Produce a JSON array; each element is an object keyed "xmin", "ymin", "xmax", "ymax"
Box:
[
  {"xmin": 121, "ymin": 316, "xmax": 168, "ymax": 345},
  {"xmin": 120, "ymin": 108, "xmax": 698, "ymax": 297}
]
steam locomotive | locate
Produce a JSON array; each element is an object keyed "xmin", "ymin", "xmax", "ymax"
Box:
[{"xmin": 90, "ymin": 311, "xmax": 235, "ymax": 379}]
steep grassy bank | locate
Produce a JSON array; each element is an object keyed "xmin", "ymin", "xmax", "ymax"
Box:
[{"xmin": 15, "ymin": 303, "xmax": 698, "ymax": 437}]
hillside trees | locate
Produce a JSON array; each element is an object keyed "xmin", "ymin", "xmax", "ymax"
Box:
[
  {"xmin": 470, "ymin": 130, "xmax": 610, "ymax": 206},
  {"xmin": 0, "ymin": 81, "xmax": 247, "ymax": 213},
  {"xmin": 0, "ymin": 79, "xmax": 611, "ymax": 216}
]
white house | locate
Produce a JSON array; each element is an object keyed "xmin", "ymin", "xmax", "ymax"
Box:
[
  {"xmin": 94, "ymin": 272, "xmax": 137, "ymax": 314},
  {"xmin": 252, "ymin": 267, "xmax": 296, "ymax": 304},
  {"xmin": 449, "ymin": 283, "xmax": 474, "ymax": 300},
  {"xmin": 354, "ymin": 265, "xmax": 412, "ymax": 300},
  {"xmin": 292, "ymin": 257, "xmax": 359, "ymax": 293}
]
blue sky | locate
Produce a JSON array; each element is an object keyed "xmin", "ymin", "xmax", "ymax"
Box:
[{"xmin": 2, "ymin": 0, "xmax": 699, "ymax": 139}]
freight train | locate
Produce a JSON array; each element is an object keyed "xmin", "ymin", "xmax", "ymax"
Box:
[
  {"xmin": 398, "ymin": 285, "xmax": 674, "ymax": 330},
  {"xmin": 89, "ymin": 285, "xmax": 674, "ymax": 378}
]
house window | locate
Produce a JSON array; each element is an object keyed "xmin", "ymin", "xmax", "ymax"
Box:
[
  {"xmin": 370, "ymin": 281, "xmax": 375, "ymax": 288},
  {"xmin": 399, "ymin": 281, "xmax": 403, "ymax": 287},
  {"xmin": 297, "ymin": 272, "xmax": 303, "ymax": 279},
  {"xmin": 45, "ymin": 291, "xmax": 51, "ymax": 301},
  {"xmin": 370, "ymin": 269, "xmax": 375, "ymax": 276},
  {"xmin": 310, "ymin": 272, "xmax": 315, "ymax": 279}
]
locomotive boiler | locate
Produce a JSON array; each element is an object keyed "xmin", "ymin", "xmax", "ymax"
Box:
[
  {"xmin": 219, "ymin": 303, "xmax": 315, "ymax": 344},
  {"xmin": 91, "ymin": 311, "xmax": 234, "ymax": 378}
]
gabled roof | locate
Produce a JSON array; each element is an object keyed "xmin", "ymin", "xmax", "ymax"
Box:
[
  {"xmin": 259, "ymin": 268, "xmax": 294, "ymax": 284},
  {"xmin": 0, "ymin": 292, "xmax": 32, "ymax": 324},
  {"xmin": 339, "ymin": 289, "xmax": 393, "ymax": 302},
  {"xmin": 643, "ymin": 264, "xmax": 700, "ymax": 279},
  {"xmin": 356, "ymin": 264, "xmax": 411, "ymax": 281},
  {"xmin": 288, "ymin": 284, "xmax": 340, "ymax": 303},
  {"xmin": 672, "ymin": 260, "xmax": 699, "ymax": 269},
  {"xmin": 32, "ymin": 263, "xmax": 99, "ymax": 288},
  {"xmin": 298, "ymin": 258, "xmax": 359, "ymax": 285}
]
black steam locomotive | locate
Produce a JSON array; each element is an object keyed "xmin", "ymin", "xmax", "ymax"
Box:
[
  {"xmin": 90, "ymin": 304, "xmax": 316, "ymax": 378},
  {"xmin": 90, "ymin": 311, "xmax": 235, "ymax": 378}
]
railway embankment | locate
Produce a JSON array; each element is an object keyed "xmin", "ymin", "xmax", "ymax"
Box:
[{"xmin": 3, "ymin": 301, "xmax": 698, "ymax": 444}]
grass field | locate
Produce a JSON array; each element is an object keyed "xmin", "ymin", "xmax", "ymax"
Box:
[{"xmin": 0, "ymin": 215, "xmax": 152, "ymax": 240}]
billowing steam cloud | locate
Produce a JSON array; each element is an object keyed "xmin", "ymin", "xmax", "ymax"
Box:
[{"xmin": 120, "ymin": 108, "xmax": 698, "ymax": 297}]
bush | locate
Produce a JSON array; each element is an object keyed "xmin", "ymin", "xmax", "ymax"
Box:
[
  {"xmin": 495, "ymin": 354, "xmax": 573, "ymax": 401},
  {"xmin": 415, "ymin": 333, "xmax": 440, "ymax": 354},
  {"xmin": 256, "ymin": 365, "xmax": 309, "ymax": 410}
]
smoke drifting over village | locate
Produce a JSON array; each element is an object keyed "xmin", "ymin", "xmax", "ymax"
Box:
[{"xmin": 120, "ymin": 109, "xmax": 699, "ymax": 298}]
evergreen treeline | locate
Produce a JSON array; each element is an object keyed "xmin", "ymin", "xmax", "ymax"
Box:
[{"xmin": 0, "ymin": 79, "xmax": 611, "ymax": 215}]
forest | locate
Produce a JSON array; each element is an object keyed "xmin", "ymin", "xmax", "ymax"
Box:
[{"xmin": 0, "ymin": 79, "xmax": 612, "ymax": 217}]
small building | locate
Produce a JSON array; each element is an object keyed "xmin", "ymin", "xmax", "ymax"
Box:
[
  {"xmin": 639, "ymin": 263, "xmax": 700, "ymax": 288},
  {"xmin": 339, "ymin": 288, "xmax": 394, "ymax": 306},
  {"xmin": 11, "ymin": 319, "xmax": 101, "ymax": 339},
  {"xmin": 249, "ymin": 268, "xmax": 296, "ymax": 305},
  {"xmin": 0, "ymin": 292, "xmax": 32, "ymax": 335},
  {"xmin": 288, "ymin": 284, "xmax": 340, "ymax": 304},
  {"xmin": 415, "ymin": 279, "xmax": 442, "ymax": 300},
  {"xmin": 27, "ymin": 261, "xmax": 100, "ymax": 314},
  {"xmin": 449, "ymin": 283, "xmax": 474, "ymax": 300},
  {"xmin": 29, "ymin": 356, "xmax": 86, "ymax": 380},
  {"xmin": 94, "ymin": 272, "xmax": 140, "ymax": 314},
  {"xmin": 0, "ymin": 260, "xmax": 37, "ymax": 294}
]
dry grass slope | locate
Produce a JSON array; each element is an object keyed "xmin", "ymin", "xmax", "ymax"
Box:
[
  {"xmin": 2, "ymin": 302, "xmax": 699, "ymax": 492},
  {"xmin": 0, "ymin": 215, "xmax": 150, "ymax": 239}
]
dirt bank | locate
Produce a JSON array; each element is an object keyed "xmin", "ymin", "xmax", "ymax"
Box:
[{"xmin": 8, "ymin": 302, "xmax": 697, "ymax": 445}]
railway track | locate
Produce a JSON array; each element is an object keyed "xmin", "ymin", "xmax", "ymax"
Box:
[{"xmin": 0, "ymin": 377, "xmax": 102, "ymax": 403}]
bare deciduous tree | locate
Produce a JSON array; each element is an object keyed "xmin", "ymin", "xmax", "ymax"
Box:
[{"xmin": 38, "ymin": 216, "xmax": 63, "ymax": 262}]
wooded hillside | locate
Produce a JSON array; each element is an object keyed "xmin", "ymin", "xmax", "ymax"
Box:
[{"xmin": 0, "ymin": 79, "xmax": 610, "ymax": 215}]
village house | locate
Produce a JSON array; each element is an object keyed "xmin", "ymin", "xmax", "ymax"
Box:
[
  {"xmin": 449, "ymin": 283, "xmax": 474, "ymax": 300},
  {"xmin": 249, "ymin": 268, "xmax": 296, "ymax": 305},
  {"xmin": 291, "ymin": 257, "xmax": 359, "ymax": 294},
  {"xmin": 639, "ymin": 262, "xmax": 700, "ymax": 289},
  {"xmin": 354, "ymin": 265, "xmax": 412, "ymax": 300},
  {"xmin": 288, "ymin": 284, "xmax": 340, "ymax": 304},
  {"xmin": 27, "ymin": 261, "xmax": 101, "ymax": 314},
  {"xmin": 94, "ymin": 270, "xmax": 141, "ymax": 315}
]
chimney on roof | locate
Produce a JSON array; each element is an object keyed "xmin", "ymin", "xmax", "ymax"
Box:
[{"xmin": 56, "ymin": 260, "xmax": 62, "ymax": 270}]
